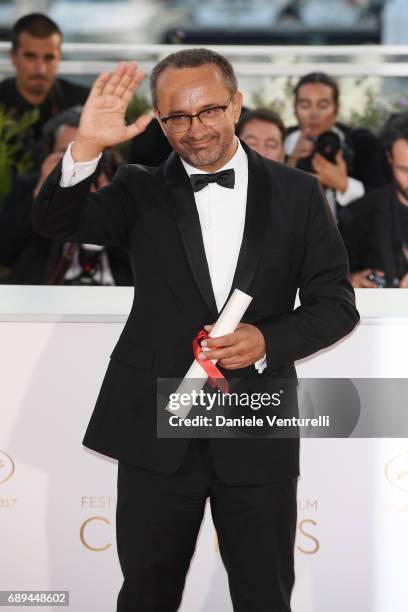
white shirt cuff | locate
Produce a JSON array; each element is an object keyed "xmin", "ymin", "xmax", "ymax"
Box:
[
  {"xmin": 336, "ymin": 176, "xmax": 365, "ymax": 206},
  {"xmin": 254, "ymin": 353, "xmax": 267, "ymax": 374},
  {"xmin": 60, "ymin": 142, "xmax": 102, "ymax": 188}
]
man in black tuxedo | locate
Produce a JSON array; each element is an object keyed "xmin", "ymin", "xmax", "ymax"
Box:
[{"xmin": 33, "ymin": 50, "xmax": 359, "ymax": 611}]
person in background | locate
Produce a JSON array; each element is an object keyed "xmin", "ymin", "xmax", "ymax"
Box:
[
  {"xmin": 341, "ymin": 112, "xmax": 408, "ymax": 288},
  {"xmin": 285, "ymin": 72, "xmax": 386, "ymax": 220},
  {"xmin": 236, "ymin": 108, "xmax": 286, "ymax": 162},
  {"xmin": 0, "ymin": 107, "xmax": 132, "ymax": 286},
  {"xmin": 0, "ymin": 13, "xmax": 89, "ymax": 164}
]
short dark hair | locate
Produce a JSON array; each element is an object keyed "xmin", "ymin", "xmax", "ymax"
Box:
[
  {"xmin": 382, "ymin": 112, "xmax": 408, "ymax": 153},
  {"xmin": 12, "ymin": 13, "xmax": 62, "ymax": 51},
  {"xmin": 236, "ymin": 108, "xmax": 286, "ymax": 142},
  {"xmin": 150, "ymin": 48, "xmax": 238, "ymax": 108},
  {"xmin": 41, "ymin": 106, "xmax": 82, "ymax": 157},
  {"xmin": 294, "ymin": 72, "xmax": 340, "ymax": 109}
]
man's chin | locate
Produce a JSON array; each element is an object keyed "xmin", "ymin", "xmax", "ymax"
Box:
[
  {"xmin": 27, "ymin": 83, "xmax": 48, "ymax": 96},
  {"xmin": 182, "ymin": 147, "xmax": 221, "ymax": 168}
]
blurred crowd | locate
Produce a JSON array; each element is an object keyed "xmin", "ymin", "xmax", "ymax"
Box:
[{"xmin": 1, "ymin": 12, "xmax": 408, "ymax": 289}]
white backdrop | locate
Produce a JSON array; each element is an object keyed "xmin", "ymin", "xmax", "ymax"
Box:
[{"xmin": 1, "ymin": 287, "xmax": 407, "ymax": 612}]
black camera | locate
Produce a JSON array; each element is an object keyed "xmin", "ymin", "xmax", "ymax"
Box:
[
  {"xmin": 367, "ymin": 273, "xmax": 399, "ymax": 288},
  {"xmin": 297, "ymin": 131, "xmax": 342, "ymax": 173}
]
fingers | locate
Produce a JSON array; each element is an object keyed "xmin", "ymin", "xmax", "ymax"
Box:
[
  {"xmin": 122, "ymin": 68, "xmax": 145, "ymax": 103},
  {"xmin": 198, "ymin": 345, "xmax": 238, "ymax": 361},
  {"xmin": 363, "ymin": 281, "xmax": 376, "ymax": 288},
  {"xmin": 125, "ymin": 114, "xmax": 153, "ymax": 141},
  {"xmin": 91, "ymin": 62, "xmax": 142, "ymax": 101},
  {"xmin": 115, "ymin": 62, "xmax": 142, "ymax": 99},
  {"xmin": 100, "ymin": 61, "xmax": 141, "ymax": 98},
  {"xmin": 101, "ymin": 62, "xmax": 128, "ymax": 96},
  {"xmin": 312, "ymin": 153, "xmax": 325, "ymax": 168},
  {"xmin": 360, "ymin": 279, "xmax": 377, "ymax": 288},
  {"xmin": 219, "ymin": 361, "xmax": 245, "ymax": 370},
  {"xmin": 201, "ymin": 332, "xmax": 236, "ymax": 349},
  {"xmin": 90, "ymin": 71, "xmax": 111, "ymax": 98},
  {"xmin": 351, "ymin": 270, "xmax": 376, "ymax": 288}
]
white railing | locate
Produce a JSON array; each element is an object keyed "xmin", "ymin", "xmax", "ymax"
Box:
[{"xmin": 2, "ymin": 42, "xmax": 408, "ymax": 77}]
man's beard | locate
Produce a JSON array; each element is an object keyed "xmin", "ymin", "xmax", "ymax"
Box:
[
  {"xmin": 26, "ymin": 76, "xmax": 48, "ymax": 95},
  {"xmin": 181, "ymin": 145, "xmax": 223, "ymax": 168},
  {"xmin": 177, "ymin": 133, "xmax": 232, "ymax": 169}
]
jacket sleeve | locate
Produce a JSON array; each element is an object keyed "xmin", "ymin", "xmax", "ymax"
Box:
[
  {"xmin": 31, "ymin": 160, "xmax": 136, "ymax": 248},
  {"xmin": 257, "ymin": 179, "xmax": 360, "ymax": 371}
]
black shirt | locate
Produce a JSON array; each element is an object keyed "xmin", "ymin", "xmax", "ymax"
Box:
[
  {"xmin": 0, "ymin": 76, "xmax": 89, "ymax": 170},
  {"xmin": 0, "ymin": 76, "xmax": 89, "ymax": 140}
]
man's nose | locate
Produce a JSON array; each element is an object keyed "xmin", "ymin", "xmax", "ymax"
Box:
[
  {"xmin": 188, "ymin": 115, "xmax": 208, "ymax": 137},
  {"xmin": 35, "ymin": 59, "xmax": 47, "ymax": 75}
]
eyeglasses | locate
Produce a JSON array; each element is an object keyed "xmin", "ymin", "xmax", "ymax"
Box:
[{"xmin": 158, "ymin": 97, "xmax": 233, "ymax": 133}]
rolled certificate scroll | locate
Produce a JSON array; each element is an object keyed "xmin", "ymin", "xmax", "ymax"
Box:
[{"xmin": 165, "ymin": 288, "xmax": 253, "ymax": 419}]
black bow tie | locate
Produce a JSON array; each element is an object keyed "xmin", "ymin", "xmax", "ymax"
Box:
[{"xmin": 189, "ymin": 168, "xmax": 235, "ymax": 192}]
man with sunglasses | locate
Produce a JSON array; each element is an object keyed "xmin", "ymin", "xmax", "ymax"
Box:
[{"xmin": 33, "ymin": 49, "xmax": 359, "ymax": 611}]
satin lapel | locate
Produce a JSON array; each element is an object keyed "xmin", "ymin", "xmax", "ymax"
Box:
[
  {"xmin": 224, "ymin": 142, "xmax": 271, "ymax": 304},
  {"xmin": 164, "ymin": 152, "xmax": 218, "ymax": 317}
]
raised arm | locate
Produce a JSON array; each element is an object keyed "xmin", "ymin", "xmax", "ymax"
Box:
[{"xmin": 32, "ymin": 62, "xmax": 152, "ymax": 247}]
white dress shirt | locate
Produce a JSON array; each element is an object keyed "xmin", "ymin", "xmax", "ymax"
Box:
[{"xmin": 61, "ymin": 139, "xmax": 267, "ymax": 372}]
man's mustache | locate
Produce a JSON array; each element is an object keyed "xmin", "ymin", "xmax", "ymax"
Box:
[
  {"xmin": 181, "ymin": 135, "xmax": 215, "ymax": 145},
  {"xmin": 29, "ymin": 74, "xmax": 48, "ymax": 81}
]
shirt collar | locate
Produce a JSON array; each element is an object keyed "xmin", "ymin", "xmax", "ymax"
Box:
[{"xmin": 180, "ymin": 137, "xmax": 246, "ymax": 177}]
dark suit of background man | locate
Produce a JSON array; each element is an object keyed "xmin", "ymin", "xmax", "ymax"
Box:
[
  {"xmin": 33, "ymin": 50, "xmax": 359, "ymax": 612},
  {"xmin": 0, "ymin": 107, "xmax": 132, "ymax": 286},
  {"xmin": 0, "ymin": 13, "xmax": 89, "ymax": 165},
  {"xmin": 342, "ymin": 111, "xmax": 408, "ymax": 289}
]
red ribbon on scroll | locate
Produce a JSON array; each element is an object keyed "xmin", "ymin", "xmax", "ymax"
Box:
[{"xmin": 192, "ymin": 329, "xmax": 229, "ymax": 394}]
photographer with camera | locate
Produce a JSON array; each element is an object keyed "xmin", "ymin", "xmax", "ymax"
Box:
[
  {"xmin": 341, "ymin": 112, "xmax": 408, "ymax": 288},
  {"xmin": 285, "ymin": 72, "xmax": 386, "ymax": 220}
]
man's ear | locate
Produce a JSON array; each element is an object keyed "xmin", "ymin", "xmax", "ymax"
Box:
[
  {"xmin": 386, "ymin": 150, "xmax": 392, "ymax": 165},
  {"xmin": 232, "ymin": 90, "xmax": 243, "ymax": 124}
]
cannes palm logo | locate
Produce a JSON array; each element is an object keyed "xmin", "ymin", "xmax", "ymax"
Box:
[
  {"xmin": 0, "ymin": 450, "xmax": 15, "ymax": 485},
  {"xmin": 385, "ymin": 451, "xmax": 408, "ymax": 493}
]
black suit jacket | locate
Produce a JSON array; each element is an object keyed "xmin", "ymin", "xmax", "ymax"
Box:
[
  {"xmin": 340, "ymin": 183, "xmax": 407, "ymax": 280},
  {"xmin": 32, "ymin": 142, "xmax": 359, "ymax": 484}
]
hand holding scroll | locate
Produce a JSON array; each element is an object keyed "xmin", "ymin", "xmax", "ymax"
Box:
[{"xmin": 199, "ymin": 322, "xmax": 266, "ymax": 369}]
